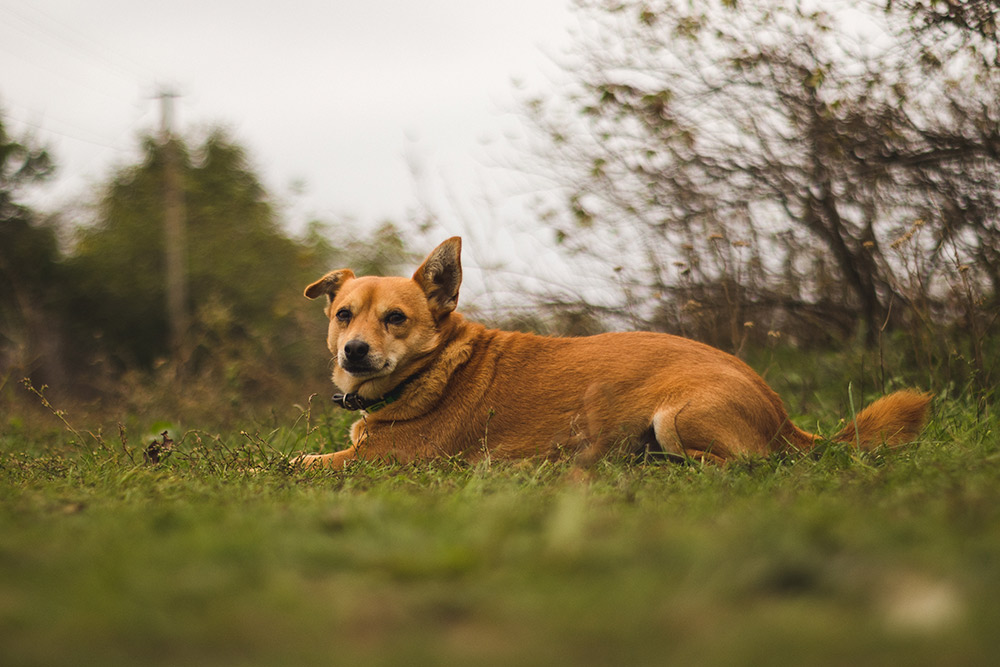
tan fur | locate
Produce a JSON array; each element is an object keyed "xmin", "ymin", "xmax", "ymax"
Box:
[{"xmin": 295, "ymin": 237, "xmax": 932, "ymax": 470}]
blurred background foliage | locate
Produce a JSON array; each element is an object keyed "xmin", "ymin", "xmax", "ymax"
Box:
[
  {"xmin": 1, "ymin": 0, "xmax": 997, "ymax": 425},
  {"xmin": 522, "ymin": 0, "xmax": 998, "ymax": 401},
  {"xmin": 0, "ymin": 120, "xmax": 415, "ymax": 421}
]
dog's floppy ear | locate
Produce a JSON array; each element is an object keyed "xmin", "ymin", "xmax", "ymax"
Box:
[
  {"xmin": 413, "ymin": 237, "xmax": 462, "ymax": 320},
  {"xmin": 304, "ymin": 269, "xmax": 355, "ymax": 304}
]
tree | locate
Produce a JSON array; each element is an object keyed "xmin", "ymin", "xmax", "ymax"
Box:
[
  {"xmin": 0, "ymin": 112, "xmax": 60, "ymax": 384},
  {"xmin": 525, "ymin": 0, "xmax": 1000, "ymax": 348},
  {"xmin": 889, "ymin": 0, "xmax": 1000, "ymax": 65},
  {"xmin": 66, "ymin": 130, "xmax": 316, "ymax": 372}
]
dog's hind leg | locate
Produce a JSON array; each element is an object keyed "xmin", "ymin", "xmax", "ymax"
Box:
[
  {"xmin": 650, "ymin": 405, "xmax": 689, "ymax": 459},
  {"xmin": 655, "ymin": 390, "xmax": 789, "ymax": 462},
  {"xmin": 650, "ymin": 401, "xmax": 751, "ymax": 463}
]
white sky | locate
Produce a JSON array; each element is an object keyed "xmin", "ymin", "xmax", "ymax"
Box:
[{"xmin": 1, "ymin": 0, "xmax": 577, "ymax": 253}]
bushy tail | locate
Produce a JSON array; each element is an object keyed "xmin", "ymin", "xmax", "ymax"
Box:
[
  {"xmin": 831, "ymin": 389, "xmax": 933, "ymax": 449},
  {"xmin": 782, "ymin": 389, "xmax": 932, "ymax": 452}
]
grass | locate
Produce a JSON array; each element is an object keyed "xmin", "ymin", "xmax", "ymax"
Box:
[{"xmin": 2, "ymin": 362, "xmax": 998, "ymax": 665}]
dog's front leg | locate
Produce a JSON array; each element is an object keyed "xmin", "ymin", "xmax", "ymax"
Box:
[
  {"xmin": 570, "ymin": 382, "xmax": 622, "ymax": 467},
  {"xmin": 292, "ymin": 447, "xmax": 358, "ymax": 470}
]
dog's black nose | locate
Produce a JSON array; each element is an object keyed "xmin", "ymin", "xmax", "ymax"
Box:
[{"xmin": 343, "ymin": 339, "xmax": 370, "ymax": 362}]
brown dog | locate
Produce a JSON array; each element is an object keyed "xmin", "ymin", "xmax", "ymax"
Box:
[{"xmin": 296, "ymin": 237, "xmax": 931, "ymax": 469}]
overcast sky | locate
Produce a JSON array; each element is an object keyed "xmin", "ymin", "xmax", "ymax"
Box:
[{"xmin": 1, "ymin": 0, "xmax": 577, "ymax": 253}]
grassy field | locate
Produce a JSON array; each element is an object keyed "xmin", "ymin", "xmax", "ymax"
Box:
[{"xmin": 2, "ymin": 357, "xmax": 998, "ymax": 666}]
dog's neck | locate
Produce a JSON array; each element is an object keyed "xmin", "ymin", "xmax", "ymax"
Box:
[{"xmin": 332, "ymin": 372, "xmax": 422, "ymax": 413}]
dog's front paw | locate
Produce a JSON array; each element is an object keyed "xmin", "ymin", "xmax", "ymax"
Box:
[
  {"xmin": 290, "ymin": 453, "xmax": 322, "ymax": 469},
  {"xmin": 290, "ymin": 452, "xmax": 353, "ymax": 470}
]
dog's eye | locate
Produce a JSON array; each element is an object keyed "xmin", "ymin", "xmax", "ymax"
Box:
[
  {"xmin": 384, "ymin": 311, "xmax": 407, "ymax": 327},
  {"xmin": 335, "ymin": 308, "xmax": 352, "ymax": 323}
]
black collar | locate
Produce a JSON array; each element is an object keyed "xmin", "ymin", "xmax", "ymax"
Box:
[{"xmin": 332, "ymin": 372, "xmax": 421, "ymax": 413}]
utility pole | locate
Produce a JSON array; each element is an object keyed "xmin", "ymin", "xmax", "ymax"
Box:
[{"xmin": 158, "ymin": 89, "xmax": 189, "ymax": 367}]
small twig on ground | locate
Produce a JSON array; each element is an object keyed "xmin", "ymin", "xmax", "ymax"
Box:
[{"xmin": 20, "ymin": 378, "xmax": 109, "ymax": 452}]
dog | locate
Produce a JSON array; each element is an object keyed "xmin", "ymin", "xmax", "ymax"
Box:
[{"xmin": 295, "ymin": 237, "xmax": 931, "ymax": 469}]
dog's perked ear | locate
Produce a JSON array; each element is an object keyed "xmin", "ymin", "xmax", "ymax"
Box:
[
  {"xmin": 413, "ymin": 237, "xmax": 462, "ymax": 320},
  {"xmin": 304, "ymin": 269, "xmax": 355, "ymax": 303}
]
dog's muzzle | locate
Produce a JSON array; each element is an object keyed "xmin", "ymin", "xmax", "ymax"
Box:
[
  {"xmin": 343, "ymin": 339, "xmax": 369, "ymax": 362},
  {"xmin": 340, "ymin": 339, "xmax": 383, "ymax": 375}
]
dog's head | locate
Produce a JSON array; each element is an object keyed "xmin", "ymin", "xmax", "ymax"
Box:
[{"xmin": 304, "ymin": 237, "xmax": 463, "ymax": 394}]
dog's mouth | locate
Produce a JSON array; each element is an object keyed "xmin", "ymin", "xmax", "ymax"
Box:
[{"xmin": 339, "ymin": 359, "xmax": 393, "ymax": 378}]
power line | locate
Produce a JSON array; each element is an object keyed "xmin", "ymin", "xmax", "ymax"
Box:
[
  {"xmin": 3, "ymin": 108, "xmax": 128, "ymax": 152},
  {"xmin": 0, "ymin": 3, "xmax": 162, "ymax": 187},
  {"xmin": 0, "ymin": 3, "xmax": 149, "ymax": 84},
  {"xmin": 0, "ymin": 2, "xmax": 151, "ymax": 148},
  {"xmin": 0, "ymin": 39, "xmax": 130, "ymax": 107}
]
